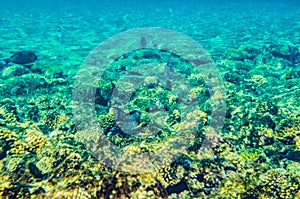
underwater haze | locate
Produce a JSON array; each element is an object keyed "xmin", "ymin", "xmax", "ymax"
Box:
[{"xmin": 0, "ymin": 0, "xmax": 300, "ymax": 198}]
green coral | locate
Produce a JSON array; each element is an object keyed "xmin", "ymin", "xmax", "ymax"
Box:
[{"xmin": 238, "ymin": 148, "xmax": 264, "ymax": 161}]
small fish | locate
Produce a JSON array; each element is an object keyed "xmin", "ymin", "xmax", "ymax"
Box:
[
  {"xmin": 129, "ymin": 110, "xmax": 141, "ymax": 125},
  {"xmin": 111, "ymin": 107, "xmax": 142, "ymax": 135},
  {"xmin": 288, "ymin": 46, "xmax": 299, "ymax": 66},
  {"xmin": 55, "ymin": 26, "xmax": 63, "ymax": 40},
  {"xmin": 164, "ymin": 61, "xmax": 174, "ymax": 79},
  {"xmin": 0, "ymin": 51, "xmax": 37, "ymax": 68},
  {"xmin": 140, "ymin": 36, "xmax": 146, "ymax": 48},
  {"xmin": 163, "ymin": 62, "xmax": 175, "ymax": 90}
]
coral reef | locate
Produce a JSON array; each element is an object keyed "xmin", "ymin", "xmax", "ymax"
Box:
[{"xmin": 1, "ymin": 36, "xmax": 300, "ymax": 199}]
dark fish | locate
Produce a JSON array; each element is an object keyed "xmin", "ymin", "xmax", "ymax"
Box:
[
  {"xmin": 164, "ymin": 61, "xmax": 174, "ymax": 79},
  {"xmin": 56, "ymin": 25, "xmax": 63, "ymax": 40},
  {"xmin": 164, "ymin": 62, "xmax": 175, "ymax": 90},
  {"xmin": 112, "ymin": 106, "xmax": 141, "ymax": 126},
  {"xmin": 129, "ymin": 110, "xmax": 141, "ymax": 125},
  {"xmin": 111, "ymin": 106, "xmax": 142, "ymax": 135},
  {"xmin": 288, "ymin": 46, "xmax": 299, "ymax": 66},
  {"xmin": 140, "ymin": 36, "xmax": 146, "ymax": 48},
  {"xmin": 0, "ymin": 51, "xmax": 37, "ymax": 68}
]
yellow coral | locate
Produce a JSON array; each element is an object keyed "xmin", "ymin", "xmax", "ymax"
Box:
[
  {"xmin": 168, "ymin": 95, "xmax": 178, "ymax": 105},
  {"xmin": 188, "ymin": 87, "xmax": 204, "ymax": 99},
  {"xmin": 275, "ymin": 124, "xmax": 300, "ymax": 140},
  {"xmin": 0, "ymin": 128, "xmax": 25, "ymax": 155},
  {"xmin": 98, "ymin": 108, "xmax": 116, "ymax": 130},
  {"xmin": 144, "ymin": 76, "xmax": 158, "ymax": 88},
  {"xmin": 6, "ymin": 157, "xmax": 23, "ymax": 172},
  {"xmin": 173, "ymin": 109, "xmax": 180, "ymax": 120},
  {"xmin": 123, "ymin": 145, "xmax": 142, "ymax": 154},
  {"xmin": 238, "ymin": 148, "xmax": 262, "ymax": 161},
  {"xmin": 249, "ymin": 74, "xmax": 268, "ymax": 87},
  {"xmin": 211, "ymin": 86, "xmax": 226, "ymax": 100},
  {"xmin": 36, "ymin": 157, "xmax": 55, "ymax": 174},
  {"xmin": 188, "ymin": 73, "xmax": 205, "ymax": 84},
  {"xmin": 295, "ymin": 136, "xmax": 300, "ymax": 150},
  {"xmin": 24, "ymin": 129, "xmax": 48, "ymax": 154},
  {"xmin": 53, "ymin": 114, "xmax": 70, "ymax": 130}
]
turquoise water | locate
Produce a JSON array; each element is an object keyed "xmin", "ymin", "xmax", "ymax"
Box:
[{"xmin": 0, "ymin": 0, "xmax": 300, "ymax": 198}]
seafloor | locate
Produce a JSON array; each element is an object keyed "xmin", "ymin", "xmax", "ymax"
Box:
[{"xmin": 1, "ymin": 1, "xmax": 300, "ymax": 198}]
